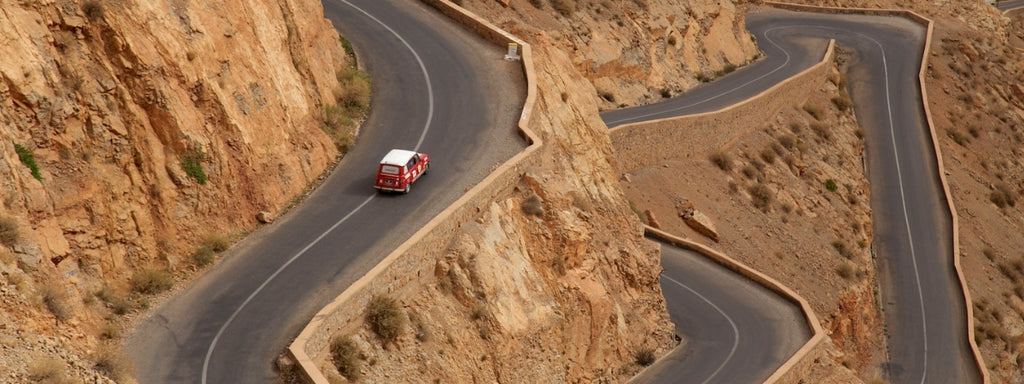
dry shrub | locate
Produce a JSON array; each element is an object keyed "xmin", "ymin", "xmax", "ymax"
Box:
[
  {"xmin": 803, "ymin": 103, "xmax": 824, "ymax": 120},
  {"xmin": 836, "ymin": 261, "xmax": 857, "ymax": 280},
  {"xmin": 130, "ymin": 268, "xmax": 173, "ymax": 294},
  {"xmin": 330, "ymin": 335, "xmax": 361, "ymax": 381},
  {"xmin": 777, "ymin": 134, "xmax": 796, "ymax": 151},
  {"xmin": 42, "ymin": 283, "xmax": 73, "ymax": 322},
  {"xmin": 0, "ymin": 216, "xmax": 19, "ymax": 247},
  {"xmin": 709, "ymin": 151, "xmax": 733, "ymax": 171},
  {"xmin": 82, "ymin": 0, "xmax": 104, "ymax": 21},
  {"xmin": 365, "ymin": 295, "xmax": 404, "ymax": 344},
  {"xmin": 811, "ymin": 121, "xmax": 832, "ymax": 141},
  {"xmin": 634, "ymin": 347, "xmax": 655, "ymax": 366},
  {"xmin": 203, "ymin": 233, "xmax": 231, "ymax": 253},
  {"xmin": 93, "ymin": 344, "xmax": 131, "ymax": 382},
  {"xmin": 990, "ymin": 182, "xmax": 1017, "ymax": 208},
  {"xmin": 832, "ymin": 95, "xmax": 852, "ymax": 111},
  {"xmin": 748, "ymin": 184, "xmax": 773, "ymax": 212},
  {"xmin": 28, "ymin": 357, "xmax": 69, "ymax": 384},
  {"xmin": 551, "ymin": 0, "xmax": 576, "ymax": 17},
  {"xmin": 522, "ymin": 194, "xmax": 545, "ymax": 216}
]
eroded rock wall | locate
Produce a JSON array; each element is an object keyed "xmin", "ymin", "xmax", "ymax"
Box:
[{"xmin": 0, "ymin": 0, "xmax": 345, "ymax": 380}]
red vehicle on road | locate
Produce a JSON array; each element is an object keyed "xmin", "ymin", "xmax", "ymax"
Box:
[{"xmin": 374, "ymin": 149, "xmax": 429, "ymax": 193}]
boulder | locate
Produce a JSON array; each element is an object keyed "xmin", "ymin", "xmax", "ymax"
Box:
[{"xmin": 677, "ymin": 202, "xmax": 719, "ymax": 242}]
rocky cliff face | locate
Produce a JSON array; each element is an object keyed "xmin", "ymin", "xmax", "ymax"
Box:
[
  {"xmin": 459, "ymin": 0, "xmax": 759, "ymax": 109},
  {"xmin": 322, "ymin": 35, "xmax": 675, "ymax": 383},
  {"xmin": 0, "ymin": 0, "xmax": 346, "ymax": 380}
]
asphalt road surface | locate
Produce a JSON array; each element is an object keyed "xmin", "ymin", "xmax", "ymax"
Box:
[
  {"xmin": 630, "ymin": 244, "xmax": 808, "ymax": 384},
  {"xmin": 997, "ymin": 0, "xmax": 1024, "ymax": 12},
  {"xmin": 611, "ymin": 9, "xmax": 980, "ymax": 384},
  {"xmin": 126, "ymin": 0, "xmax": 525, "ymax": 382}
]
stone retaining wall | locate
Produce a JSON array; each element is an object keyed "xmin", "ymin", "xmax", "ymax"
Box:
[
  {"xmin": 286, "ymin": 2, "xmax": 540, "ymax": 383},
  {"xmin": 609, "ymin": 40, "xmax": 835, "ymax": 172}
]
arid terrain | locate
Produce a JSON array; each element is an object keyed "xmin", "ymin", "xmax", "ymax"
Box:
[{"xmin": 1, "ymin": 0, "xmax": 1023, "ymax": 383}]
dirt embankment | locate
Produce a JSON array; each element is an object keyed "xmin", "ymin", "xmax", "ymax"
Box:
[{"xmin": 0, "ymin": 0, "xmax": 348, "ymax": 381}]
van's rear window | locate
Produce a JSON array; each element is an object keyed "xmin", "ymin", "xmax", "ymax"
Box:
[{"xmin": 380, "ymin": 165, "xmax": 401, "ymax": 175}]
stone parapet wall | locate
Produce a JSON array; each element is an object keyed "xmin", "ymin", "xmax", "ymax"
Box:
[{"xmin": 609, "ymin": 40, "xmax": 835, "ymax": 173}]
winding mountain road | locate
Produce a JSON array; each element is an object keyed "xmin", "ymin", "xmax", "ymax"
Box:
[
  {"xmin": 128, "ymin": 2, "xmax": 981, "ymax": 384},
  {"xmin": 609, "ymin": 8, "xmax": 981, "ymax": 384},
  {"xmin": 127, "ymin": 0, "xmax": 524, "ymax": 382}
]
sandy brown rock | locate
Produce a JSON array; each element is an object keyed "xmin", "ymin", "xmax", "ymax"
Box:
[{"xmin": 0, "ymin": 0, "xmax": 347, "ymax": 380}]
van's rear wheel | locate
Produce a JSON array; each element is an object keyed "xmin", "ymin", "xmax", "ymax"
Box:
[{"xmin": 404, "ymin": 184, "xmax": 410, "ymax": 194}]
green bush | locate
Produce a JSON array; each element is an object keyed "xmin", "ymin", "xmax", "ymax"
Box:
[
  {"xmin": 825, "ymin": 179, "xmax": 838, "ymax": 192},
  {"xmin": 338, "ymin": 35, "xmax": 354, "ymax": 56},
  {"xmin": 14, "ymin": 143, "xmax": 42, "ymax": 181},
  {"xmin": 181, "ymin": 148, "xmax": 207, "ymax": 185},
  {"xmin": 365, "ymin": 295, "xmax": 405, "ymax": 344},
  {"xmin": 330, "ymin": 336, "xmax": 362, "ymax": 381},
  {"xmin": 130, "ymin": 268, "xmax": 173, "ymax": 294}
]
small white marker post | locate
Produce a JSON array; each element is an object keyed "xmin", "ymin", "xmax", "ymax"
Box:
[{"xmin": 504, "ymin": 42, "xmax": 521, "ymax": 61}]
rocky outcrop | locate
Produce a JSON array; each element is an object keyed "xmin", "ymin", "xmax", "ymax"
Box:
[
  {"xmin": 0, "ymin": 0, "xmax": 346, "ymax": 380},
  {"xmin": 456, "ymin": 0, "xmax": 759, "ymax": 108}
]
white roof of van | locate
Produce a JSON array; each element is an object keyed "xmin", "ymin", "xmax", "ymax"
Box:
[{"xmin": 380, "ymin": 149, "xmax": 417, "ymax": 166}]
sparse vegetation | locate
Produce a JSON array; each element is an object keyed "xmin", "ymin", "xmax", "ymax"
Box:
[
  {"xmin": 989, "ymin": 182, "xmax": 1017, "ymax": 208},
  {"xmin": 709, "ymin": 151, "xmax": 733, "ymax": 171},
  {"xmin": 825, "ymin": 178, "xmax": 838, "ymax": 192},
  {"xmin": 181, "ymin": 147, "xmax": 208, "ymax": 185},
  {"xmin": 82, "ymin": 0, "xmax": 105, "ymax": 22},
  {"xmin": 42, "ymin": 284, "xmax": 73, "ymax": 322},
  {"xmin": 748, "ymin": 184, "xmax": 773, "ymax": 212},
  {"xmin": 947, "ymin": 129, "xmax": 971, "ymax": 146},
  {"xmin": 551, "ymin": 0, "xmax": 576, "ymax": 17},
  {"xmin": 14, "ymin": 143, "xmax": 42, "ymax": 181},
  {"xmin": 190, "ymin": 246, "xmax": 216, "ymax": 268},
  {"xmin": 470, "ymin": 304, "xmax": 489, "ymax": 321},
  {"xmin": 695, "ymin": 72, "xmax": 713, "ymax": 83},
  {"xmin": 634, "ymin": 347, "xmax": 655, "ymax": 366},
  {"xmin": 836, "ymin": 261, "xmax": 857, "ymax": 280},
  {"xmin": 803, "ymin": 104, "xmax": 824, "ymax": 120},
  {"xmin": 810, "ymin": 121, "xmax": 831, "ymax": 141},
  {"xmin": 0, "ymin": 216, "xmax": 19, "ymax": 247},
  {"xmin": 130, "ymin": 268, "xmax": 173, "ymax": 294},
  {"xmin": 528, "ymin": 0, "xmax": 544, "ymax": 9},
  {"xmin": 365, "ymin": 295, "xmax": 405, "ymax": 344},
  {"xmin": 95, "ymin": 287, "xmax": 132, "ymax": 315},
  {"xmin": 331, "ymin": 335, "xmax": 362, "ymax": 381},
  {"xmin": 760, "ymin": 148, "xmax": 777, "ymax": 164},
  {"xmin": 28, "ymin": 357, "xmax": 68, "ymax": 384},
  {"xmin": 92, "ymin": 344, "xmax": 130, "ymax": 382},
  {"xmin": 522, "ymin": 194, "xmax": 545, "ymax": 216},
  {"xmin": 778, "ymin": 135, "xmax": 796, "ymax": 151},
  {"xmin": 339, "ymin": 35, "xmax": 354, "ymax": 56},
  {"xmin": 831, "ymin": 95, "xmax": 852, "ymax": 111}
]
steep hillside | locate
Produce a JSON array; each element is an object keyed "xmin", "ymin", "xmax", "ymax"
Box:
[
  {"xmin": 456, "ymin": 0, "xmax": 759, "ymax": 109},
  {"xmin": 317, "ymin": 35, "xmax": 675, "ymax": 382},
  {"xmin": 0, "ymin": 0, "xmax": 349, "ymax": 380},
  {"xmin": 745, "ymin": 0, "xmax": 1024, "ymax": 381}
]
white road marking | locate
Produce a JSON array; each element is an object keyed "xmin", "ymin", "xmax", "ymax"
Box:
[
  {"xmin": 200, "ymin": 0, "xmax": 437, "ymax": 382},
  {"xmin": 662, "ymin": 274, "xmax": 740, "ymax": 384}
]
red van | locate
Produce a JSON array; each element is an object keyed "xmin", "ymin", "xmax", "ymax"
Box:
[{"xmin": 374, "ymin": 149, "xmax": 430, "ymax": 193}]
